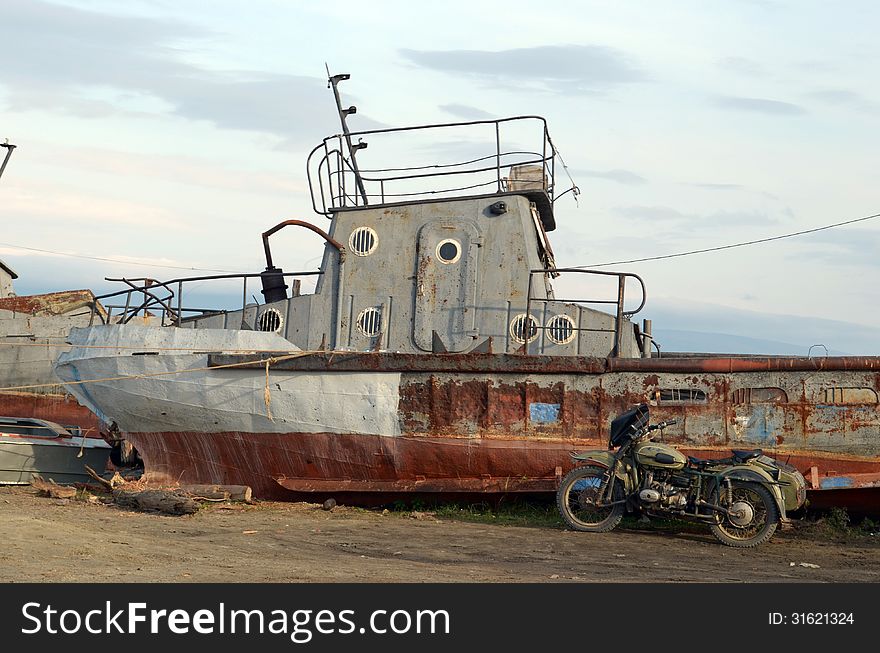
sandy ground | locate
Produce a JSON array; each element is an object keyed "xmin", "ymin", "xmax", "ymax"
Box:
[{"xmin": 1, "ymin": 485, "xmax": 878, "ymax": 583}]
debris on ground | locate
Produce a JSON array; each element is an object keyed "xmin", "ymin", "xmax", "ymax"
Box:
[
  {"xmin": 114, "ymin": 489, "xmax": 199, "ymax": 515},
  {"xmin": 31, "ymin": 477, "xmax": 77, "ymax": 500},
  {"xmin": 181, "ymin": 484, "xmax": 252, "ymax": 503},
  {"xmin": 83, "ymin": 465, "xmax": 251, "ymax": 515}
]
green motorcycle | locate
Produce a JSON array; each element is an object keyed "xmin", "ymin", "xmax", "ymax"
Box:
[{"xmin": 556, "ymin": 403, "xmax": 807, "ymax": 547}]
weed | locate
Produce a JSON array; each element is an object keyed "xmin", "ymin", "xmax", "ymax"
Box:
[
  {"xmin": 825, "ymin": 507, "xmax": 851, "ymax": 533},
  {"xmin": 392, "ymin": 500, "xmax": 564, "ymax": 528}
]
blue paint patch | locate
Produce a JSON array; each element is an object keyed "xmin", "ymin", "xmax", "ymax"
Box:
[
  {"xmin": 529, "ymin": 402, "xmax": 560, "ymax": 424},
  {"xmin": 742, "ymin": 407, "xmax": 780, "ymax": 444},
  {"xmin": 820, "ymin": 476, "xmax": 854, "ymax": 489}
]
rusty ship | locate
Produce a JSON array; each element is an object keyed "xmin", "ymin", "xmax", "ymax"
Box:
[{"xmin": 48, "ymin": 74, "xmax": 880, "ymax": 509}]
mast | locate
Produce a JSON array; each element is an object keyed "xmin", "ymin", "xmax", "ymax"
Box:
[
  {"xmin": 0, "ymin": 140, "xmax": 15, "ymax": 183},
  {"xmin": 326, "ymin": 69, "xmax": 369, "ymax": 206}
]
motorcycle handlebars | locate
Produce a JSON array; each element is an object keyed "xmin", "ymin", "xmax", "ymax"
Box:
[{"xmin": 647, "ymin": 419, "xmax": 678, "ymax": 432}]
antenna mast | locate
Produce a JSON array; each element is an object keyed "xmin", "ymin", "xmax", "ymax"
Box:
[
  {"xmin": 0, "ymin": 140, "xmax": 16, "ymax": 183},
  {"xmin": 326, "ymin": 67, "xmax": 369, "ymax": 206}
]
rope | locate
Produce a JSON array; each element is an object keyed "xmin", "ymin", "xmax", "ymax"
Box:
[
  {"xmin": 0, "ymin": 341, "xmax": 326, "ymax": 353},
  {"xmin": 0, "ymin": 351, "xmax": 318, "ymax": 393},
  {"xmin": 264, "ymin": 358, "xmax": 274, "ymax": 422}
]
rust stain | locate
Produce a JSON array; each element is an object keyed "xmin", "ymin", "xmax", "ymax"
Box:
[
  {"xmin": 0, "ymin": 391, "xmax": 102, "ymax": 433},
  {"xmin": 0, "ymin": 290, "xmax": 105, "ymax": 317}
]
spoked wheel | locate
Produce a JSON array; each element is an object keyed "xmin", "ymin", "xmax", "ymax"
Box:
[
  {"xmin": 710, "ymin": 481, "xmax": 779, "ymax": 548},
  {"xmin": 556, "ymin": 465, "xmax": 624, "ymax": 532}
]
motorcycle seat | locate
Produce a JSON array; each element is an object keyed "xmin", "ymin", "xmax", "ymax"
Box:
[
  {"xmin": 687, "ymin": 456, "xmax": 712, "ymax": 468},
  {"xmin": 731, "ymin": 449, "xmax": 763, "ymax": 462}
]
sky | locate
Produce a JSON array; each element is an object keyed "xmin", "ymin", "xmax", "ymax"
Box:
[{"xmin": 1, "ymin": 0, "xmax": 878, "ymax": 354}]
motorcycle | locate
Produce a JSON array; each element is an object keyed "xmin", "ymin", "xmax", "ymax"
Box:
[{"xmin": 556, "ymin": 403, "xmax": 807, "ymax": 547}]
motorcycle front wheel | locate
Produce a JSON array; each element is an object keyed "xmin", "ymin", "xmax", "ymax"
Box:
[
  {"xmin": 556, "ymin": 465, "xmax": 625, "ymax": 532},
  {"xmin": 709, "ymin": 481, "xmax": 779, "ymax": 548}
]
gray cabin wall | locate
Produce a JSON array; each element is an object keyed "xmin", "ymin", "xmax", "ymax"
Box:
[
  {"xmin": 184, "ymin": 193, "xmax": 640, "ymax": 358},
  {"xmin": 325, "ymin": 195, "xmax": 553, "ymax": 353},
  {"xmin": 0, "ymin": 270, "xmax": 14, "ymax": 299}
]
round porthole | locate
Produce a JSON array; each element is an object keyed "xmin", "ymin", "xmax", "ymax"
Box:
[
  {"xmin": 509, "ymin": 313, "xmax": 539, "ymax": 344},
  {"xmin": 349, "ymin": 227, "xmax": 378, "ymax": 257},
  {"xmin": 435, "ymin": 238, "xmax": 461, "ymax": 264},
  {"xmin": 356, "ymin": 307, "xmax": 383, "ymax": 337},
  {"xmin": 546, "ymin": 314, "xmax": 576, "ymax": 345},
  {"xmin": 257, "ymin": 308, "xmax": 283, "ymax": 333}
]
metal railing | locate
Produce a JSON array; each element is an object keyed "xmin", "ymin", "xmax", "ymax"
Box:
[
  {"xmin": 524, "ymin": 268, "xmax": 647, "ymax": 357},
  {"xmin": 88, "ymin": 271, "xmax": 323, "ymax": 327},
  {"xmin": 307, "ymin": 116, "xmax": 560, "ymax": 215}
]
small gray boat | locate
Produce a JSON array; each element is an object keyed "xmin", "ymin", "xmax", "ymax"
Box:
[{"xmin": 0, "ymin": 416, "xmax": 111, "ymax": 485}]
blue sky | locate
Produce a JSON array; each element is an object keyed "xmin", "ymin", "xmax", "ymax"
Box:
[{"xmin": 1, "ymin": 0, "xmax": 879, "ymax": 354}]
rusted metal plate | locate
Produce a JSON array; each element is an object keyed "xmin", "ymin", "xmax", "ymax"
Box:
[
  {"xmin": 127, "ymin": 430, "xmax": 597, "ymax": 499},
  {"xmin": 0, "ymin": 392, "xmax": 101, "ymax": 434},
  {"xmin": 209, "ymin": 351, "xmax": 880, "ymax": 374},
  {"xmin": 124, "ymin": 426, "xmax": 880, "ymax": 502},
  {"xmin": 198, "ymin": 351, "xmax": 880, "ymax": 502},
  {"xmin": 0, "ymin": 290, "xmax": 104, "ymax": 317}
]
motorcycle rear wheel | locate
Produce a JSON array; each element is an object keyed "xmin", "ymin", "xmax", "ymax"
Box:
[
  {"xmin": 709, "ymin": 481, "xmax": 779, "ymax": 548},
  {"xmin": 556, "ymin": 465, "xmax": 624, "ymax": 532}
]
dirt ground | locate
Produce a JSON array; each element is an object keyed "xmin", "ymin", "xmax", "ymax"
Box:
[{"xmin": 1, "ymin": 485, "xmax": 878, "ymax": 583}]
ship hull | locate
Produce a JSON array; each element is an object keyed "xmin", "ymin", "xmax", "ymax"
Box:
[
  {"xmin": 0, "ymin": 391, "xmax": 101, "ymax": 434},
  {"xmin": 1, "ymin": 290, "xmax": 107, "ymax": 436},
  {"xmin": 125, "ymin": 429, "xmax": 880, "ymax": 505},
  {"xmin": 55, "ymin": 326, "xmax": 880, "ymax": 507}
]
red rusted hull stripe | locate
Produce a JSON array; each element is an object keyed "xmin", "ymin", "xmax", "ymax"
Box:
[
  {"xmin": 126, "ymin": 430, "xmax": 880, "ymax": 502},
  {"xmin": 0, "ymin": 392, "xmax": 102, "ymax": 433}
]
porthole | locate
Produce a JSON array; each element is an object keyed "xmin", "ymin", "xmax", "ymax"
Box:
[
  {"xmin": 657, "ymin": 388, "xmax": 707, "ymax": 404},
  {"xmin": 257, "ymin": 308, "xmax": 283, "ymax": 333},
  {"xmin": 356, "ymin": 307, "xmax": 383, "ymax": 337},
  {"xmin": 509, "ymin": 313, "xmax": 539, "ymax": 344},
  {"xmin": 349, "ymin": 227, "xmax": 378, "ymax": 257},
  {"xmin": 435, "ymin": 238, "xmax": 461, "ymax": 264},
  {"xmin": 546, "ymin": 314, "xmax": 576, "ymax": 345}
]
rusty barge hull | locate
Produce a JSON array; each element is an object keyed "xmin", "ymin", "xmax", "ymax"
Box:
[
  {"xmin": 54, "ymin": 327, "xmax": 880, "ymax": 507},
  {"xmin": 1, "ymin": 289, "xmax": 108, "ymax": 435},
  {"xmin": 0, "ymin": 391, "xmax": 101, "ymax": 434},
  {"xmin": 128, "ymin": 430, "xmax": 880, "ymax": 509}
]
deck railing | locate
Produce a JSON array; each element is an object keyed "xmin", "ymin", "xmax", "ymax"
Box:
[
  {"xmin": 307, "ymin": 116, "xmax": 561, "ymax": 215},
  {"xmin": 525, "ymin": 268, "xmax": 647, "ymax": 357},
  {"xmin": 88, "ymin": 271, "xmax": 322, "ymax": 327}
]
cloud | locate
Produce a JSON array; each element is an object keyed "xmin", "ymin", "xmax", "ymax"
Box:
[
  {"xmin": 400, "ymin": 45, "xmax": 645, "ymax": 94},
  {"xmin": 791, "ymin": 228, "xmax": 880, "ymax": 268},
  {"xmin": 612, "ymin": 205, "xmax": 782, "ymax": 230},
  {"xmin": 613, "ymin": 206, "xmax": 685, "ymax": 221},
  {"xmin": 717, "ymin": 56, "xmax": 765, "ymax": 77},
  {"xmin": 575, "ymin": 168, "xmax": 647, "ymax": 185},
  {"xmin": 439, "ymin": 104, "xmax": 496, "ymax": 120},
  {"xmin": 3, "ymin": 179, "xmax": 186, "ymax": 229},
  {"xmin": 28, "ymin": 142, "xmax": 306, "ymax": 195},
  {"xmin": 805, "ymin": 89, "xmax": 880, "ymax": 114},
  {"xmin": 714, "ymin": 96, "xmax": 806, "ymax": 115},
  {"xmin": 687, "ymin": 182, "xmax": 746, "ymax": 191},
  {"xmin": 0, "ymin": 0, "xmax": 381, "ymax": 145}
]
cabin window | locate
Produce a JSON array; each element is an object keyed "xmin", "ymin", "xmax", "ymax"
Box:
[
  {"xmin": 356, "ymin": 307, "xmax": 383, "ymax": 337},
  {"xmin": 435, "ymin": 239, "xmax": 461, "ymax": 264},
  {"xmin": 821, "ymin": 387, "xmax": 878, "ymax": 405},
  {"xmin": 349, "ymin": 227, "xmax": 378, "ymax": 257},
  {"xmin": 510, "ymin": 313, "xmax": 539, "ymax": 344},
  {"xmin": 730, "ymin": 387, "xmax": 787, "ymax": 404},
  {"xmin": 546, "ymin": 314, "xmax": 576, "ymax": 345},
  {"xmin": 257, "ymin": 308, "xmax": 283, "ymax": 333},
  {"xmin": 657, "ymin": 388, "xmax": 707, "ymax": 404}
]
